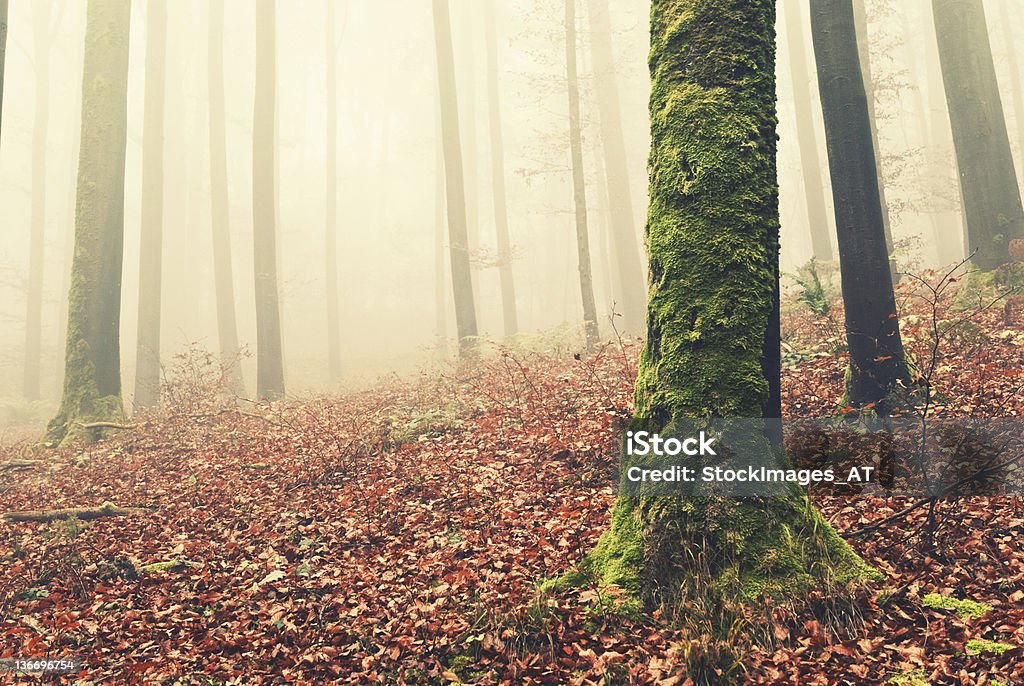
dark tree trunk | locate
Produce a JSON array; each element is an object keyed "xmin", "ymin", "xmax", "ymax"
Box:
[
  {"xmin": 432, "ymin": 0, "xmax": 478, "ymax": 356},
  {"xmin": 586, "ymin": 0, "xmax": 646, "ymax": 332},
  {"xmin": 325, "ymin": 0, "xmax": 341, "ymax": 379},
  {"xmin": 47, "ymin": 0, "xmax": 132, "ymax": 446},
  {"xmin": 933, "ymin": 0, "xmax": 1024, "ymax": 270},
  {"xmin": 253, "ymin": 0, "xmax": 285, "ymax": 398},
  {"xmin": 208, "ymin": 0, "xmax": 245, "ymax": 395},
  {"xmin": 133, "ymin": 0, "xmax": 167, "ymax": 410},
  {"xmin": 585, "ymin": 0, "xmax": 868, "ymax": 608},
  {"xmin": 483, "ymin": 1, "xmax": 519, "ymax": 339},
  {"xmin": 24, "ymin": 3, "xmax": 49, "ymax": 401},
  {"xmin": 811, "ymin": 0, "xmax": 908, "ymax": 411},
  {"xmin": 565, "ymin": 0, "xmax": 599, "ymax": 350},
  {"xmin": 782, "ymin": 0, "xmax": 833, "ymax": 262}
]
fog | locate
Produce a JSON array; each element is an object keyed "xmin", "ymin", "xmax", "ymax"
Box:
[{"xmin": 1, "ymin": 0, "xmax": 1021, "ymax": 407}]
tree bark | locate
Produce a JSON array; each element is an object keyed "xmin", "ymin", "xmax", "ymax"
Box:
[
  {"xmin": 933, "ymin": 0, "xmax": 1024, "ymax": 270},
  {"xmin": 781, "ymin": 0, "xmax": 834, "ymax": 262},
  {"xmin": 133, "ymin": 0, "xmax": 167, "ymax": 410},
  {"xmin": 585, "ymin": 0, "xmax": 868, "ymax": 607},
  {"xmin": 565, "ymin": 0, "xmax": 599, "ymax": 350},
  {"xmin": 586, "ymin": 0, "xmax": 646, "ymax": 333},
  {"xmin": 24, "ymin": 3, "xmax": 50, "ymax": 401},
  {"xmin": 325, "ymin": 0, "xmax": 341, "ymax": 379},
  {"xmin": 483, "ymin": 2, "xmax": 519, "ymax": 339},
  {"xmin": 811, "ymin": 0, "xmax": 908, "ymax": 411},
  {"xmin": 46, "ymin": 0, "xmax": 132, "ymax": 447},
  {"xmin": 432, "ymin": 0, "xmax": 478, "ymax": 356},
  {"xmin": 253, "ymin": 0, "xmax": 285, "ymax": 398},
  {"xmin": 208, "ymin": 0, "xmax": 245, "ymax": 395}
]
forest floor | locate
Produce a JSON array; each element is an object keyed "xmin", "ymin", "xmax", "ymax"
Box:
[{"xmin": 1, "ymin": 270, "xmax": 1024, "ymax": 685}]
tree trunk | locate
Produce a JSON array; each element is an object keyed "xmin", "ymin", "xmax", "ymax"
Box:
[
  {"xmin": 432, "ymin": 0, "xmax": 478, "ymax": 356},
  {"xmin": 208, "ymin": 0, "xmax": 245, "ymax": 396},
  {"xmin": 586, "ymin": 0, "xmax": 646, "ymax": 333},
  {"xmin": 435, "ymin": 140, "xmax": 449, "ymax": 354},
  {"xmin": 933, "ymin": 0, "xmax": 1024, "ymax": 270},
  {"xmin": 483, "ymin": 1, "xmax": 519, "ymax": 340},
  {"xmin": 565, "ymin": 0, "xmax": 599, "ymax": 350},
  {"xmin": 46, "ymin": 0, "xmax": 132, "ymax": 447},
  {"xmin": 24, "ymin": 3, "xmax": 49, "ymax": 401},
  {"xmin": 325, "ymin": 0, "xmax": 341, "ymax": 379},
  {"xmin": 998, "ymin": 0, "xmax": 1024, "ymax": 180},
  {"xmin": 811, "ymin": 0, "xmax": 908, "ymax": 412},
  {"xmin": 133, "ymin": 0, "xmax": 167, "ymax": 411},
  {"xmin": 0, "ymin": 0, "xmax": 7, "ymax": 140},
  {"xmin": 253, "ymin": 0, "xmax": 285, "ymax": 398},
  {"xmin": 781, "ymin": 0, "xmax": 834, "ymax": 262},
  {"xmin": 851, "ymin": 0, "xmax": 896, "ymax": 279},
  {"xmin": 586, "ymin": 0, "xmax": 868, "ymax": 608}
]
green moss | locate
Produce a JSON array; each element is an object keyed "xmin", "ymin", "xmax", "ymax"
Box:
[
  {"xmin": 922, "ymin": 593, "xmax": 992, "ymax": 620},
  {"xmin": 965, "ymin": 638, "xmax": 1014, "ymax": 655},
  {"xmin": 888, "ymin": 669, "xmax": 929, "ymax": 686}
]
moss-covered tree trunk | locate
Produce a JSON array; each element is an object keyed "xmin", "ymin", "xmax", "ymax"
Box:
[
  {"xmin": 565, "ymin": 0, "xmax": 599, "ymax": 350},
  {"xmin": 933, "ymin": 0, "xmax": 1024, "ymax": 270},
  {"xmin": 811, "ymin": 0, "xmax": 909, "ymax": 412},
  {"xmin": 586, "ymin": 0, "xmax": 870, "ymax": 608},
  {"xmin": 46, "ymin": 0, "xmax": 132, "ymax": 447},
  {"xmin": 133, "ymin": 0, "xmax": 167, "ymax": 410}
]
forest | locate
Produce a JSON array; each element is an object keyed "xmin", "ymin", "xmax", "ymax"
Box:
[{"xmin": 1, "ymin": 0, "xmax": 1023, "ymax": 683}]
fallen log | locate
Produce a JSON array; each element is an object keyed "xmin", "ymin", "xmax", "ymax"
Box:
[
  {"xmin": 78, "ymin": 421, "xmax": 135, "ymax": 431},
  {"xmin": 0, "ymin": 460, "xmax": 42, "ymax": 471},
  {"xmin": 2, "ymin": 501, "xmax": 149, "ymax": 523}
]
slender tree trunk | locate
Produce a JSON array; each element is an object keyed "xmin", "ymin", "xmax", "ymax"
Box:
[
  {"xmin": 852, "ymin": 0, "xmax": 896, "ymax": 277},
  {"xmin": 811, "ymin": 0, "xmax": 908, "ymax": 411},
  {"xmin": 998, "ymin": 0, "xmax": 1024, "ymax": 180},
  {"xmin": 565, "ymin": 0, "xmax": 599, "ymax": 350},
  {"xmin": 933, "ymin": 0, "xmax": 1024, "ymax": 270},
  {"xmin": 456, "ymin": 3, "xmax": 481, "ymax": 320},
  {"xmin": 325, "ymin": 0, "xmax": 341, "ymax": 379},
  {"xmin": 24, "ymin": 3, "xmax": 50, "ymax": 401},
  {"xmin": 586, "ymin": 0, "xmax": 646, "ymax": 333},
  {"xmin": 253, "ymin": 0, "xmax": 285, "ymax": 398},
  {"xmin": 46, "ymin": 0, "xmax": 132, "ymax": 446},
  {"xmin": 435, "ymin": 140, "xmax": 449, "ymax": 354},
  {"xmin": 0, "ymin": 0, "xmax": 7, "ymax": 140},
  {"xmin": 483, "ymin": 1, "xmax": 518, "ymax": 339},
  {"xmin": 208, "ymin": 0, "xmax": 245, "ymax": 395},
  {"xmin": 432, "ymin": 0, "xmax": 478, "ymax": 356},
  {"xmin": 133, "ymin": 0, "xmax": 167, "ymax": 410},
  {"xmin": 586, "ymin": 0, "xmax": 868, "ymax": 609},
  {"xmin": 781, "ymin": 0, "xmax": 834, "ymax": 262}
]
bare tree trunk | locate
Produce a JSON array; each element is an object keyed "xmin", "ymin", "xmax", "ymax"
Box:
[
  {"xmin": 133, "ymin": 0, "xmax": 167, "ymax": 410},
  {"xmin": 999, "ymin": 0, "xmax": 1024, "ymax": 177},
  {"xmin": 46, "ymin": 0, "xmax": 132, "ymax": 447},
  {"xmin": 432, "ymin": 0, "xmax": 478, "ymax": 356},
  {"xmin": 24, "ymin": 3, "xmax": 49, "ymax": 401},
  {"xmin": 325, "ymin": 0, "xmax": 341, "ymax": 379},
  {"xmin": 208, "ymin": 0, "xmax": 245, "ymax": 395},
  {"xmin": 434, "ymin": 140, "xmax": 449, "ymax": 354},
  {"xmin": 811, "ymin": 0, "xmax": 908, "ymax": 412},
  {"xmin": 483, "ymin": 1, "xmax": 518, "ymax": 339},
  {"xmin": 586, "ymin": 0, "xmax": 645, "ymax": 333},
  {"xmin": 456, "ymin": 4, "xmax": 481, "ymax": 323},
  {"xmin": 852, "ymin": 0, "xmax": 896, "ymax": 278},
  {"xmin": 0, "ymin": 0, "xmax": 7, "ymax": 140},
  {"xmin": 253, "ymin": 0, "xmax": 285, "ymax": 398},
  {"xmin": 566, "ymin": 0, "xmax": 599, "ymax": 350},
  {"xmin": 781, "ymin": 0, "xmax": 834, "ymax": 262},
  {"xmin": 933, "ymin": 0, "xmax": 1024, "ymax": 270}
]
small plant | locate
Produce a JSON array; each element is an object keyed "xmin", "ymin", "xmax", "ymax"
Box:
[{"xmin": 790, "ymin": 259, "xmax": 833, "ymax": 317}]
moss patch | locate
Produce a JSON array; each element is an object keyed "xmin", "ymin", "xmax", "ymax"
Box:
[
  {"xmin": 965, "ymin": 638, "xmax": 1015, "ymax": 655},
  {"xmin": 888, "ymin": 669, "xmax": 929, "ymax": 686},
  {"xmin": 921, "ymin": 593, "xmax": 992, "ymax": 620}
]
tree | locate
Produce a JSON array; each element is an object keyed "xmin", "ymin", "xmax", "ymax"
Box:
[
  {"xmin": 133, "ymin": 0, "xmax": 167, "ymax": 410},
  {"xmin": 0, "ymin": 0, "xmax": 7, "ymax": 140},
  {"xmin": 781, "ymin": 0, "xmax": 833, "ymax": 262},
  {"xmin": 811, "ymin": 0, "xmax": 908, "ymax": 411},
  {"xmin": 208, "ymin": 0, "xmax": 245, "ymax": 395},
  {"xmin": 46, "ymin": 0, "xmax": 132, "ymax": 446},
  {"xmin": 325, "ymin": 0, "xmax": 341, "ymax": 379},
  {"xmin": 584, "ymin": 0, "xmax": 869, "ymax": 607},
  {"xmin": 565, "ymin": 0, "xmax": 599, "ymax": 350},
  {"xmin": 586, "ymin": 0, "xmax": 646, "ymax": 332},
  {"xmin": 999, "ymin": 0, "xmax": 1024, "ymax": 164},
  {"xmin": 253, "ymin": 0, "xmax": 285, "ymax": 398},
  {"xmin": 483, "ymin": 1, "xmax": 519, "ymax": 339},
  {"xmin": 432, "ymin": 0, "xmax": 478, "ymax": 356},
  {"xmin": 23, "ymin": 2, "xmax": 52, "ymax": 401},
  {"xmin": 933, "ymin": 0, "xmax": 1024, "ymax": 270}
]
